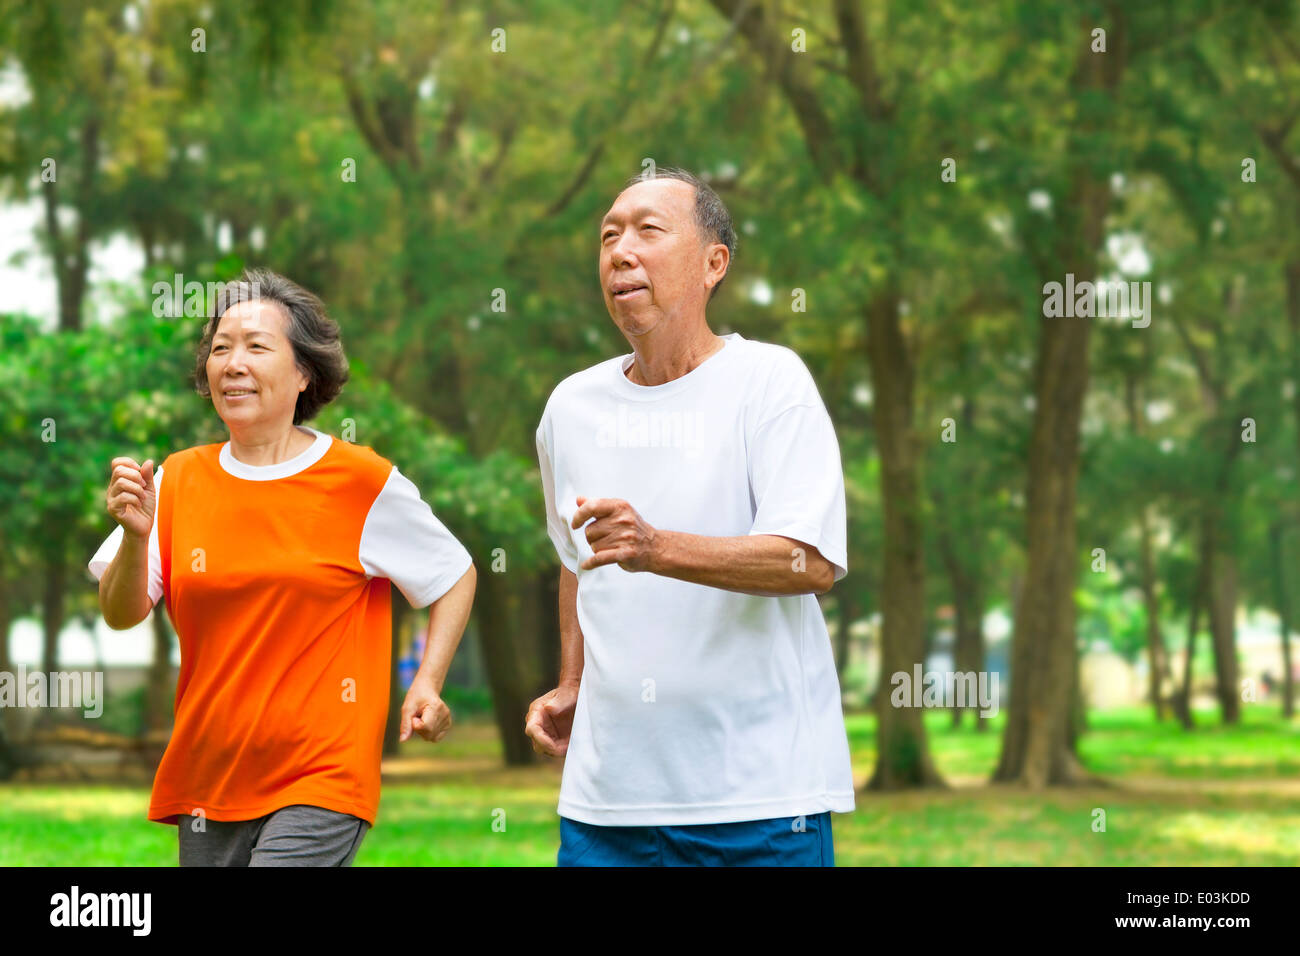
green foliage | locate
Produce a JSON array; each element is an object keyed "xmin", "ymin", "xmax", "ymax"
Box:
[{"xmin": 2, "ymin": 0, "xmax": 1298, "ymax": 743}]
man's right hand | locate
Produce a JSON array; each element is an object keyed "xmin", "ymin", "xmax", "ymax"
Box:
[
  {"xmin": 106, "ymin": 457, "xmax": 156, "ymax": 541},
  {"xmin": 525, "ymin": 683, "xmax": 579, "ymax": 757}
]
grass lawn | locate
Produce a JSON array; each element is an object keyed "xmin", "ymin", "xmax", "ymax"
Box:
[{"xmin": 1, "ymin": 704, "xmax": 1296, "ymax": 866}]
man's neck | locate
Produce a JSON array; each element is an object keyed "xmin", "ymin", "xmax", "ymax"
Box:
[{"xmin": 625, "ymin": 325, "xmax": 725, "ymax": 386}]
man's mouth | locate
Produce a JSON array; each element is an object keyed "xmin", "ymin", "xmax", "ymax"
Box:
[{"xmin": 612, "ymin": 285, "xmax": 647, "ymax": 299}]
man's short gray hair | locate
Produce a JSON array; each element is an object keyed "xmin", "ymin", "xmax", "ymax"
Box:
[
  {"xmin": 195, "ymin": 268, "xmax": 349, "ymax": 425},
  {"xmin": 622, "ymin": 166, "xmax": 736, "ymax": 301}
]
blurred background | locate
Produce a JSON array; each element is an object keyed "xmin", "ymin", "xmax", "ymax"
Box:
[{"xmin": 0, "ymin": 0, "xmax": 1297, "ymax": 865}]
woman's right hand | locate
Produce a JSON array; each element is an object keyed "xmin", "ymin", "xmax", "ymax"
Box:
[{"xmin": 106, "ymin": 457, "xmax": 157, "ymax": 540}]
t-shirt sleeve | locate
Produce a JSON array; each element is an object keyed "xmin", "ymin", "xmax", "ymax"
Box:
[
  {"xmin": 359, "ymin": 466, "xmax": 474, "ymax": 609},
  {"xmin": 87, "ymin": 464, "xmax": 165, "ymax": 607},
  {"xmin": 536, "ymin": 424, "xmax": 580, "ymax": 574},
  {"xmin": 747, "ymin": 357, "xmax": 849, "ymax": 582}
]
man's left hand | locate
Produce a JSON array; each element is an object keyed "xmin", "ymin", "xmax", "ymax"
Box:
[{"xmin": 572, "ymin": 496, "xmax": 658, "ymax": 572}]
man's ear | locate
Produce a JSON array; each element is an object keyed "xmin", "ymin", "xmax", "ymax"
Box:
[
  {"xmin": 711, "ymin": 242, "xmax": 730, "ymax": 272},
  {"xmin": 707, "ymin": 242, "xmax": 729, "ymax": 287}
]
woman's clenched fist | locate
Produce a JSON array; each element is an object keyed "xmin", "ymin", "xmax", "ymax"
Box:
[{"xmin": 106, "ymin": 457, "xmax": 157, "ymax": 540}]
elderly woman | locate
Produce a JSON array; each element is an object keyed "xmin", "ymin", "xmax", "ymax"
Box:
[{"xmin": 88, "ymin": 268, "xmax": 476, "ymax": 867}]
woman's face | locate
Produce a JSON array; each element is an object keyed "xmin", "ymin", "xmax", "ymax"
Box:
[{"xmin": 206, "ymin": 299, "xmax": 308, "ymax": 432}]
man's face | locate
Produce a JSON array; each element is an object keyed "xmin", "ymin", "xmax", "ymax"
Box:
[{"xmin": 599, "ymin": 178, "xmax": 721, "ymax": 338}]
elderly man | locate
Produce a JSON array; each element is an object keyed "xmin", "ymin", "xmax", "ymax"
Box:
[{"xmin": 526, "ymin": 167, "xmax": 854, "ymax": 867}]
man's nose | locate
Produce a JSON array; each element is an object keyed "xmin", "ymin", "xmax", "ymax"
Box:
[{"xmin": 609, "ymin": 232, "xmax": 638, "ymax": 267}]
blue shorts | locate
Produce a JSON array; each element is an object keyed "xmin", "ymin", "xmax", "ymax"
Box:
[{"xmin": 558, "ymin": 811, "xmax": 834, "ymax": 867}]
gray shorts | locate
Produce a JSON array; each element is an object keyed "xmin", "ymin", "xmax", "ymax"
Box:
[{"xmin": 176, "ymin": 804, "xmax": 370, "ymax": 867}]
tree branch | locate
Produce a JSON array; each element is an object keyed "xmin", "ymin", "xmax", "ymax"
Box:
[
  {"xmin": 1259, "ymin": 120, "xmax": 1300, "ymax": 193},
  {"xmin": 708, "ymin": 0, "xmax": 842, "ymax": 183},
  {"xmin": 834, "ymin": 0, "xmax": 892, "ymax": 120}
]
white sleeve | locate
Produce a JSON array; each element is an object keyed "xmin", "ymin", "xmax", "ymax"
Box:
[
  {"xmin": 359, "ymin": 466, "xmax": 474, "ymax": 609},
  {"xmin": 87, "ymin": 465, "xmax": 165, "ymax": 607},
  {"xmin": 747, "ymin": 369, "xmax": 849, "ymax": 582},
  {"xmin": 536, "ymin": 427, "xmax": 580, "ymax": 574}
]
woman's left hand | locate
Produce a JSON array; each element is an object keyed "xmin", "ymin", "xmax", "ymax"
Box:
[{"xmin": 399, "ymin": 677, "xmax": 452, "ymax": 743}]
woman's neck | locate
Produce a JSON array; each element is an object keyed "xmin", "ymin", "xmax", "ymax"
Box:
[{"xmin": 228, "ymin": 424, "xmax": 315, "ymax": 467}]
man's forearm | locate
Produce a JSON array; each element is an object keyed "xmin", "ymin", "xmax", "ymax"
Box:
[
  {"xmin": 414, "ymin": 565, "xmax": 477, "ymax": 693},
  {"xmin": 647, "ymin": 532, "xmax": 833, "ymax": 596},
  {"xmin": 99, "ymin": 534, "xmax": 153, "ymax": 630},
  {"xmin": 558, "ymin": 567, "xmax": 584, "ymax": 687}
]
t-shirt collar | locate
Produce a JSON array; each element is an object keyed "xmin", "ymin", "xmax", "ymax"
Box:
[
  {"xmin": 615, "ymin": 332, "xmax": 742, "ymax": 400},
  {"xmin": 218, "ymin": 426, "xmax": 333, "ymax": 481}
]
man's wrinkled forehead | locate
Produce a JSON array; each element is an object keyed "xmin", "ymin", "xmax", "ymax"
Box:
[{"xmin": 602, "ymin": 177, "xmax": 695, "ymax": 226}]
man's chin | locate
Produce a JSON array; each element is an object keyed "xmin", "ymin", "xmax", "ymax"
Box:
[{"xmin": 611, "ymin": 313, "xmax": 659, "ymax": 339}]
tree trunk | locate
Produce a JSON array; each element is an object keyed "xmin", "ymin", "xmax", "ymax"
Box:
[
  {"xmin": 993, "ymin": 303, "xmax": 1096, "ymax": 786},
  {"xmin": 383, "ymin": 586, "xmax": 408, "ymax": 757},
  {"xmin": 1138, "ymin": 507, "xmax": 1171, "ymax": 720},
  {"xmin": 992, "ymin": 19, "xmax": 1127, "ymax": 787},
  {"xmin": 474, "ymin": 569, "xmax": 542, "ymax": 766},
  {"xmin": 1175, "ymin": 612, "xmax": 1198, "ymax": 730},
  {"xmin": 1283, "ymin": 258, "xmax": 1300, "ymax": 718},
  {"xmin": 953, "ymin": 583, "xmax": 987, "ymax": 732},
  {"xmin": 938, "ymin": 521, "xmax": 985, "ymax": 731},
  {"xmin": 864, "ymin": 285, "xmax": 943, "ymax": 789},
  {"xmin": 1123, "ymin": 366, "xmax": 1175, "ymax": 717},
  {"xmin": 536, "ymin": 571, "xmax": 561, "ymax": 688},
  {"xmin": 1124, "ymin": 371, "xmax": 1171, "ymax": 720},
  {"xmin": 834, "ymin": 593, "xmax": 856, "ymax": 680},
  {"xmin": 1174, "ymin": 550, "xmax": 1209, "ymax": 730},
  {"xmin": 0, "ymin": 549, "xmax": 11, "ymax": 742},
  {"xmin": 1269, "ymin": 521, "xmax": 1295, "ymax": 719},
  {"xmin": 38, "ymin": 552, "xmax": 66, "ymax": 728},
  {"xmin": 41, "ymin": 113, "xmax": 100, "ymax": 333},
  {"xmin": 1207, "ymin": 546, "xmax": 1241, "ymax": 724},
  {"xmin": 0, "ymin": 549, "xmax": 10, "ymax": 678}
]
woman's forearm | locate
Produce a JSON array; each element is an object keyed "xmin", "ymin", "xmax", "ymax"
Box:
[
  {"xmin": 413, "ymin": 563, "xmax": 477, "ymax": 692},
  {"xmin": 99, "ymin": 533, "xmax": 153, "ymax": 630}
]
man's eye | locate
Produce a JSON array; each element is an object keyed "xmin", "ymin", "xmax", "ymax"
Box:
[{"xmin": 602, "ymin": 231, "xmax": 617, "ymax": 242}]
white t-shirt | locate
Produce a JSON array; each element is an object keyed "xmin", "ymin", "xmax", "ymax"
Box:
[
  {"xmin": 536, "ymin": 332, "xmax": 855, "ymax": 826},
  {"xmin": 88, "ymin": 426, "xmax": 471, "ymax": 609}
]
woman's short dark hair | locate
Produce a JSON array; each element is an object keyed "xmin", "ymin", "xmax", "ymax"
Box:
[{"xmin": 194, "ymin": 268, "xmax": 349, "ymax": 425}]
